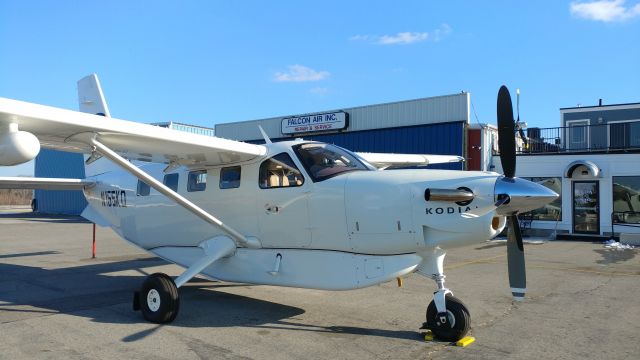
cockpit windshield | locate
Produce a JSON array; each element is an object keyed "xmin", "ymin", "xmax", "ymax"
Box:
[{"xmin": 293, "ymin": 143, "xmax": 371, "ymax": 182}]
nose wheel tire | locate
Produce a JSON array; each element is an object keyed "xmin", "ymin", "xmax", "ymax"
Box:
[
  {"xmin": 426, "ymin": 294, "xmax": 470, "ymax": 342},
  {"xmin": 139, "ymin": 273, "xmax": 180, "ymax": 323}
]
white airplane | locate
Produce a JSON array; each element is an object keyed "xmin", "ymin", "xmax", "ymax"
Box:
[{"xmin": 0, "ymin": 76, "xmax": 557, "ymax": 342}]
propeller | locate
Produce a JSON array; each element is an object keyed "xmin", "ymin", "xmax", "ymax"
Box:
[{"xmin": 497, "ymin": 85, "xmax": 526, "ymax": 301}]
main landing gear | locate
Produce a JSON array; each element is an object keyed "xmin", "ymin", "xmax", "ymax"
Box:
[
  {"xmin": 419, "ymin": 251, "xmax": 471, "ymax": 342},
  {"xmin": 132, "ymin": 236, "xmax": 237, "ymax": 324}
]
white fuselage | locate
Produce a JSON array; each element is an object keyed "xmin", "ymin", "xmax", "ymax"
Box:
[{"xmin": 82, "ymin": 141, "xmax": 505, "ymax": 290}]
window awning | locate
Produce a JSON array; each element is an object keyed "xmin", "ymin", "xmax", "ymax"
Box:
[{"xmin": 564, "ymin": 160, "xmax": 601, "ymax": 178}]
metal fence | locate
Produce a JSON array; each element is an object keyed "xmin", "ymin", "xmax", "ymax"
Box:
[{"xmin": 496, "ymin": 120, "xmax": 640, "ymax": 154}]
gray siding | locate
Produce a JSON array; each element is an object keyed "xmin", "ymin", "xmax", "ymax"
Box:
[
  {"xmin": 562, "ymin": 105, "xmax": 640, "ymax": 149},
  {"xmin": 563, "ymin": 107, "xmax": 640, "ymax": 125}
]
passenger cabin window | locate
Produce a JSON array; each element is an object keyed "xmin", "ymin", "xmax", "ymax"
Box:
[
  {"xmin": 136, "ymin": 180, "xmax": 150, "ymax": 196},
  {"xmin": 259, "ymin": 153, "xmax": 304, "ymax": 189},
  {"xmin": 293, "ymin": 143, "xmax": 369, "ymax": 182},
  {"xmin": 163, "ymin": 173, "xmax": 179, "ymax": 192},
  {"xmin": 220, "ymin": 166, "xmax": 241, "ymax": 189},
  {"xmin": 188, "ymin": 170, "xmax": 207, "ymax": 192}
]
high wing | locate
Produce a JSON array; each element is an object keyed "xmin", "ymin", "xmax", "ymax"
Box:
[
  {"xmin": 356, "ymin": 152, "xmax": 464, "ymax": 169},
  {"xmin": 0, "ymin": 98, "xmax": 266, "ymax": 167}
]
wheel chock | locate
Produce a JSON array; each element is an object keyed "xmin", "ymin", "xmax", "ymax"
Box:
[
  {"xmin": 455, "ymin": 336, "xmax": 476, "ymax": 347},
  {"xmin": 423, "ymin": 330, "xmax": 434, "ymax": 341}
]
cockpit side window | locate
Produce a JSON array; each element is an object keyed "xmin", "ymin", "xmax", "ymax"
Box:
[
  {"xmin": 293, "ymin": 143, "xmax": 369, "ymax": 182},
  {"xmin": 259, "ymin": 153, "xmax": 305, "ymax": 189}
]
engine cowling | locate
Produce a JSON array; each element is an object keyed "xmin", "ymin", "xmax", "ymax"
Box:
[{"xmin": 0, "ymin": 123, "xmax": 41, "ymax": 166}]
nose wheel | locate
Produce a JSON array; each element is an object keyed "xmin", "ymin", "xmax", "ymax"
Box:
[
  {"xmin": 425, "ymin": 294, "xmax": 470, "ymax": 342},
  {"xmin": 136, "ymin": 273, "xmax": 180, "ymax": 323}
]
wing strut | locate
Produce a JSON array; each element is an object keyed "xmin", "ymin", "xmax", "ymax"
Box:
[{"xmin": 89, "ymin": 137, "xmax": 261, "ymax": 249}]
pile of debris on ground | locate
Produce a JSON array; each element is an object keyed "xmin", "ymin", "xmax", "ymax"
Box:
[{"xmin": 603, "ymin": 239, "xmax": 636, "ymax": 250}]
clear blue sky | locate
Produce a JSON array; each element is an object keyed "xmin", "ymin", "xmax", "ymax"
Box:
[{"xmin": 1, "ymin": 1, "xmax": 639, "ymax": 176}]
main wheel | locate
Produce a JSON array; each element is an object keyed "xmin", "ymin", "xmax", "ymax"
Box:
[
  {"xmin": 139, "ymin": 273, "xmax": 180, "ymax": 323},
  {"xmin": 426, "ymin": 294, "xmax": 470, "ymax": 342}
]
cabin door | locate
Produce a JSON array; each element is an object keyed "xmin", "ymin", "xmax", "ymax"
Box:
[{"xmin": 257, "ymin": 153, "xmax": 311, "ymax": 247}]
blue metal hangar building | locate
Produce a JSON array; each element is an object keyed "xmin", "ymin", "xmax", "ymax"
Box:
[{"xmin": 215, "ymin": 92, "xmax": 471, "ymax": 171}]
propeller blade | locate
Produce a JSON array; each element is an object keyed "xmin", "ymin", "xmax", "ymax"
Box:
[
  {"xmin": 497, "ymin": 86, "xmax": 516, "ymax": 178},
  {"xmin": 507, "ymin": 215, "xmax": 526, "ymax": 301}
]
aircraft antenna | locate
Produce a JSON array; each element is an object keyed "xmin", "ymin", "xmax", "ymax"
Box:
[
  {"xmin": 515, "ymin": 88, "xmax": 527, "ymax": 148},
  {"xmin": 258, "ymin": 125, "xmax": 272, "ymax": 144}
]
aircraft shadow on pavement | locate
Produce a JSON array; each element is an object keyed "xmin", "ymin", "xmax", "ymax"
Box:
[
  {"xmin": 0, "ymin": 251, "xmax": 61, "ymax": 259},
  {"xmin": 0, "ymin": 213, "xmax": 91, "ymax": 224},
  {"xmin": 247, "ymin": 321, "xmax": 421, "ymax": 342},
  {"xmin": 0, "ymin": 254, "xmax": 419, "ymax": 342},
  {"xmin": 0, "ymin": 255, "xmax": 301, "ymax": 334}
]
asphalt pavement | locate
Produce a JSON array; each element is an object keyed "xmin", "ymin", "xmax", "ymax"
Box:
[{"xmin": 1, "ymin": 212, "xmax": 638, "ymax": 359}]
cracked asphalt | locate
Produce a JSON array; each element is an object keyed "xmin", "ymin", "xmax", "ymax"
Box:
[{"xmin": 1, "ymin": 213, "xmax": 639, "ymax": 359}]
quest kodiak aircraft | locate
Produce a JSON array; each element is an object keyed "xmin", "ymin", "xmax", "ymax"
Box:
[{"xmin": 0, "ymin": 75, "xmax": 557, "ymax": 341}]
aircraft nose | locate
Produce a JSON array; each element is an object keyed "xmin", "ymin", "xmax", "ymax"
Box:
[{"xmin": 494, "ymin": 177, "xmax": 559, "ymax": 215}]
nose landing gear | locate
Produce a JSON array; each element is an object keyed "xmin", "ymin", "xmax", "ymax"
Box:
[{"xmin": 418, "ymin": 250, "xmax": 471, "ymax": 342}]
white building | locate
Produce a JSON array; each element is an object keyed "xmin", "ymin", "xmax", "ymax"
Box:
[{"xmin": 493, "ymin": 101, "xmax": 640, "ymax": 239}]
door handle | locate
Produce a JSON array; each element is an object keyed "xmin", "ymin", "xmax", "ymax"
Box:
[{"xmin": 265, "ymin": 205, "xmax": 280, "ymax": 214}]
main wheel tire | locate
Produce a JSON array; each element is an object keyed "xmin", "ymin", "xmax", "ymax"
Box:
[
  {"xmin": 139, "ymin": 273, "xmax": 180, "ymax": 323},
  {"xmin": 426, "ymin": 294, "xmax": 470, "ymax": 342}
]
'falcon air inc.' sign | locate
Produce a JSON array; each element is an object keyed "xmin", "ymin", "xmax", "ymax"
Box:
[{"xmin": 281, "ymin": 111, "xmax": 348, "ymax": 135}]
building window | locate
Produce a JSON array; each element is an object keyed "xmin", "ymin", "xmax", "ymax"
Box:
[
  {"xmin": 220, "ymin": 166, "xmax": 241, "ymax": 189},
  {"xmin": 137, "ymin": 180, "xmax": 150, "ymax": 196},
  {"xmin": 612, "ymin": 176, "xmax": 640, "ymax": 224},
  {"xmin": 609, "ymin": 120, "xmax": 640, "ymax": 149},
  {"xmin": 259, "ymin": 153, "xmax": 304, "ymax": 189},
  {"xmin": 522, "ymin": 177, "xmax": 562, "ymax": 221},
  {"xmin": 163, "ymin": 173, "xmax": 179, "ymax": 192},
  {"xmin": 566, "ymin": 120, "xmax": 589, "ymax": 150},
  {"xmin": 188, "ymin": 170, "xmax": 207, "ymax": 192}
]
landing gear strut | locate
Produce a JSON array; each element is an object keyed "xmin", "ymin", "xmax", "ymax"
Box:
[{"xmin": 418, "ymin": 250, "xmax": 471, "ymax": 342}]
